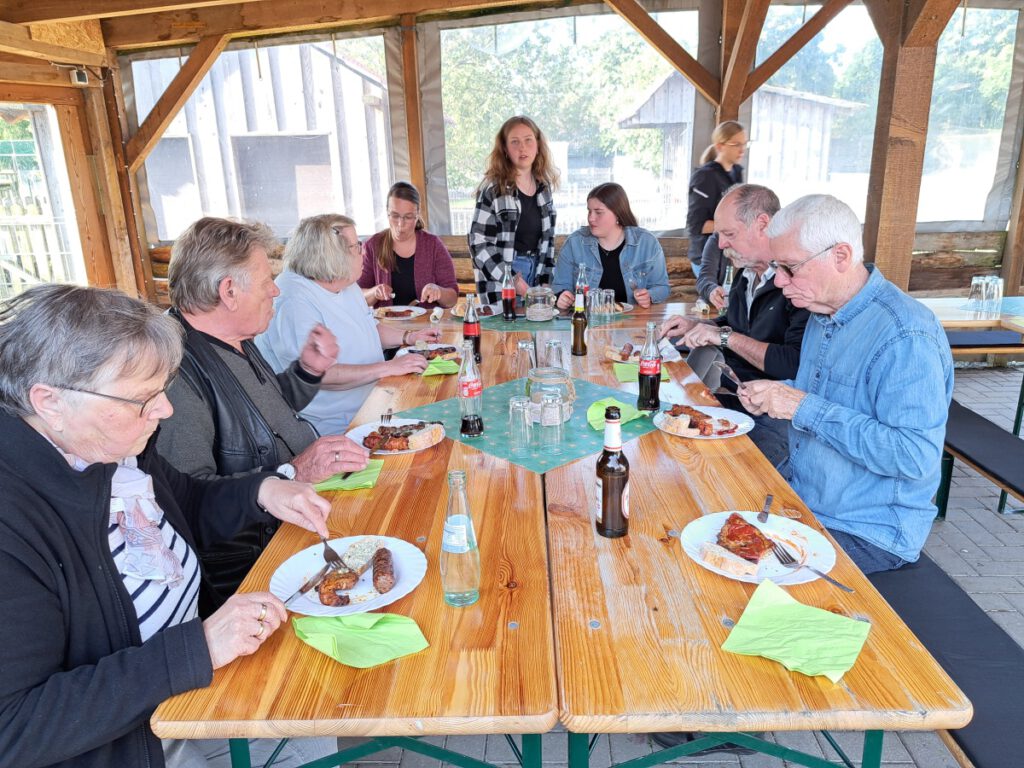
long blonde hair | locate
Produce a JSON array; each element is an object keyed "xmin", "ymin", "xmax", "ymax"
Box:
[
  {"xmin": 376, "ymin": 181, "xmax": 425, "ymax": 274},
  {"xmin": 479, "ymin": 115, "xmax": 560, "ymax": 195},
  {"xmin": 699, "ymin": 120, "xmax": 745, "ymax": 165}
]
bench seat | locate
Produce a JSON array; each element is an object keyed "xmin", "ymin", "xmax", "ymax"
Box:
[{"xmin": 941, "ymin": 400, "xmax": 1024, "ymax": 508}]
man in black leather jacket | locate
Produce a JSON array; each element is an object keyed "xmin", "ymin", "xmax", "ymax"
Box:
[{"xmin": 157, "ymin": 217, "xmax": 369, "ymax": 610}]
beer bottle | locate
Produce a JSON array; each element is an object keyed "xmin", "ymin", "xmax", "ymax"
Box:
[
  {"xmin": 720, "ymin": 264, "xmax": 734, "ymax": 316},
  {"xmin": 595, "ymin": 406, "xmax": 630, "ymax": 538},
  {"xmin": 458, "ymin": 340, "xmax": 484, "ymax": 438},
  {"xmin": 501, "ymin": 263, "xmax": 517, "ymax": 321},
  {"xmin": 571, "ymin": 289, "xmax": 587, "ymax": 356},
  {"xmin": 636, "ymin": 321, "xmax": 661, "ymax": 412},
  {"xmin": 463, "ymin": 292, "xmax": 482, "ymax": 363},
  {"xmin": 575, "ymin": 264, "xmax": 590, "ymax": 317}
]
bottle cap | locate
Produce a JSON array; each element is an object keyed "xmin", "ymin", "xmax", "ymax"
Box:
[{"xmin": 605, "ymin": 406, "xmax": 621, "ymax": 420}]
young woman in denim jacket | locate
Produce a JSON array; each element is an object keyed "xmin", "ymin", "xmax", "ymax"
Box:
[
  {"xmin": 468, "ymin": 116, "xmax": 559, "ymax": 305},
  {"xmin": 552, "ymin": 183, "xmax": 670, "ymax": 310}
]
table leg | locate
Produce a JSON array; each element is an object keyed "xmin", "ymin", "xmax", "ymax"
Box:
[
  {"xmin": 228, "ymin": 738, "xmax": 252, "ymax": 768},
  {"xmin": 997, "ymin": 370, "xmax": 1024, "ymax": 513},
  {"xmin": 521, "ymin": 733, "xmax": 543, "ymax": 768},
  {"xmin": 568, "ymin": 732, "xmax": 590, "ymax": 768},
  {"xmin": 861, "ymin": 731, "xmax": 883, "ymax": 768}
]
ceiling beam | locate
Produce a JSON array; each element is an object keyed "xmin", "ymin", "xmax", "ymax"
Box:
[
  {"xmin": 2, "ymin": 0, "xmax": 273, "ymax": 25},
  {"xmin": 718, "ymin": 0, "xmax": 769, "ymax": 119},
  {"xmin": 124, "ymin": 33, "xmax": 229, "ymax": 174},
  {"xmin": 603, "ymin": 0, "xmax": 719, "ymax": 105},
  {"xmin": 0, "ymin": 51, "xmax": 99, "ymax": 87},
  {"xmin": 903, "ymin": 0, "xmax": 961, "ymax": 47},
  {"xmin": 0, "ymin": 18, "xmax": 105, "ymax": 65},
  {"xmin": 742, "ymin": 0, "xmax": 852, "ymax": 101}
]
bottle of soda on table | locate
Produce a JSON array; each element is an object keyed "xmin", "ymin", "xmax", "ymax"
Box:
[
  {"xmin": 501, "ymin": 263, "xmax": 517, "ymax": 321},
  {"xmin": 595, "ymin": 406, "xmax": 630, "ymax": 538},
  {"xmin": 440, "ymin": 470, "xmax": 481, "ymax": 606},
  {"xmin": 463, "ymin": 292, "xmax": 482, "ymax": 363},
  {"xmin": 571, "ymin": 289, "xmax": 588, "ymax": 357},
  {"xmin": 458, "ymin": 339, "xmax": 484, "ymax": 438},
  {"xmin": 636, "ymin": 321, "xmax": 661, "ymax": 412}
]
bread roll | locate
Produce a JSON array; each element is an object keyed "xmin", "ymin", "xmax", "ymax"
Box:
[{"xmin": 699, "ymin": 541, "xmax": 759, "ymax": 577}]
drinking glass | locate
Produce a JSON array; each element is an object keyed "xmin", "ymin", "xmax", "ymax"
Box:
[
  {"xmin": 984, "ymin": 276, "xmax": 1004, "ymax": 314},
  {"xmin": 602, "ymin": 289, "xmax": 616, "ymax": 312},
  {"xmin": 544, "ymin": 339, "xmax": 567, "ymax": 370},
  {"xmin": 539, "ymin": 392, "xmax": 564, "ymax": 454},
  {"xmin": 514, "ymin": 339, "xmax": 537, "ymax": 382},
  {"xmin": 629, "ymin": 267, "xmax": 649, "ymax": 293},
  {"xmin": 967, "ymin": 276, "xmax": 986, "ymax": 311},
  {"xmin": 508, "ymin": 396, "xmax": 533, "ymax": 456}
]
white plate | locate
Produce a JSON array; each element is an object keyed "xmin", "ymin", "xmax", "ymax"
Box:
[
  {"xmin": 271, "ymin": 535, "xmax": 428, "ymax": 616},
  {"xmin": 345, "ymin": 417, "xmax": 446, "ymax": 455},
  {"xmin": 681, "ymin": 511, "xmax": 836, "ymax": 586},
  {"xmin": 450, "ymin": 303, "xmax": 499, "ymax": 319},
  {"xmin": 653, "ymin": 406, "xmax": 754, "ymax": 440},
  {"xmin": 589, "ymin": 302, "xmax": 634, "ymax": 317},
  {"xmin": 374, "ymin": 306, "xmax": 428, "ymax": 320},
  {"xmin": 395, "ymin": 343, "xmax": 461, "ymax": 360}
]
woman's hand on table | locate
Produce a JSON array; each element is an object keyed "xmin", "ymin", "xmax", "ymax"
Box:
[
  {"xmin": 738, "ymin": 379, "xmax": 806, "ymax": 420},
  {"xmin": 203, "ymin": 591, "xmax": 287, "ymax": 670},
  {"xmin": 556, "ymin": 290, "xmax": 574, "ymax": 310},
  {"xmin": 420, "ymin": 283, "xmax": 445, "ymax": 304},
  {"xmin": 297, "ymin": 323, "xmax": 338, "ymax": 377},
  {"xmin": 408, "ymin": 327, "xmax": 442, "ymax": 345},
  {"xmin": 633, "ymin": 288, "xmax": 652, "ymax": 308},
  {"xmin": 256, "ymin": 477, "xmax": 331, "ymax": 538},
  {"xmin": 291, "ymin": 435, "xmax": 369, "ymax": 483},
  {"xmin": 363, "ymin": 284, "xmax": 393, "ymax": 306},
  {"xmin": 658, "ymin": 314, "xmax": 698, "ymax": 341},
  {"xmin": 386, "ymin": 352, "xmax": 429, "ymax": 376}
]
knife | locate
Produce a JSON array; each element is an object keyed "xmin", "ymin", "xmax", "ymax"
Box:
[
  {"xmin": 283, "ymin": 562, "xmax": 334, "ymax": 607},
  {"xmin": 757, "ymin": 493, "xmax": 773, "ymax": 523},
  {"xmin": 712, "ymin": 359, "xmax": 745, "ymax": 390}
]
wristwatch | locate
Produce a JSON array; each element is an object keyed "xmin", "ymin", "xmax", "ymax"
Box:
[
  {"xmin": 719, "ymin": 326, "xmax": 733, "ymax": 349},
  {"xmin": 276, "ymin": 462, "xmax": 297, "ymax": 480}
]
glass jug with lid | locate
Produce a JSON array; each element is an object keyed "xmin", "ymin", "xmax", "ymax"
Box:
[{"xmin": 525, "ymin": 285, "xmax": 556, "ymax": 321}]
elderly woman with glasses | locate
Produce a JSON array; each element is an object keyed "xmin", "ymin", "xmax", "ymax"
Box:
[
  {"xmin": 258, "ymin": 214, "xmax": 441, "ymax": 436},
  {"xmin": 0, "ymin": 284, "xmax": 334, "ymax": 768},
  {"xmin": 358, "ymin": 181, "xmax": 458, "ymax": 309}
]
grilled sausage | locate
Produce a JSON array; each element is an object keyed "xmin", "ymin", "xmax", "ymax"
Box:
[{"xmin": 372, "ymin": 547, "xmax": 395, "ymax": 594}]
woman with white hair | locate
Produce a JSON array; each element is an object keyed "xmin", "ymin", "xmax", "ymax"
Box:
[
  {"xmin": 0, "ymin": 284, "xmax": 333, "ymax": 767},
  {"xmin": 257, "ymin": 214, "xmax": 441, "ymax": 435}
]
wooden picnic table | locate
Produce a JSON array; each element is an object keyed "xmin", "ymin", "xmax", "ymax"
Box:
[{"xmin": 152, "ymin": 305, "xmax": 972, "ymax": 768}]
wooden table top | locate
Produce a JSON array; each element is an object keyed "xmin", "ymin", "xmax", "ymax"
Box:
[
  {"xmin": 918, "ymin": 296, "xmax": 1024, "ymax": 332},
  {"xmin": 153, "ymin": 314, "xmax": 972, "ymax": 741}
]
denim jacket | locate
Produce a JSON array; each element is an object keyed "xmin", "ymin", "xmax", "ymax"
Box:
[
  {"xmin": 784, "ymin": 266, "xmax": 953, "ymax": 562},
  {"xmin": 551, "ymin": 226, "xmax": 670, "ymax": 304}
]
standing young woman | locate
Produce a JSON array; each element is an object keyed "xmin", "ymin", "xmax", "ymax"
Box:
[
  {"xmin": 468, "ymin": 115, "xmax": 559, "ymax": 305},
  {"xmin": 686, "ymin": 121, "xmax": 746, "ymax": 273},
  {"xmin": 359, "ymin": 181, "xmax": 458, "ymax": 309}
]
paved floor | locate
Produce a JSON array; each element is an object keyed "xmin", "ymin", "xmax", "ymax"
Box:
[{"xmin": 334, "ymin": 365, "xmax": 1024, "ymax": 768}]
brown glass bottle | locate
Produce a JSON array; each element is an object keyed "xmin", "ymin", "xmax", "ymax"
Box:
[
  {"xmin": 595, "ymin": 406, "xmax": 630, "ymax": 538},
  {"xmin": 571, "ymin": 291, "xmax": 587, "ymax": 356}
]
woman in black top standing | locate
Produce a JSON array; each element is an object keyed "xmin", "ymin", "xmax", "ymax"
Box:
[{"xmin": 686, "ymin": 120, "xmax": 746, "ymax": 274}]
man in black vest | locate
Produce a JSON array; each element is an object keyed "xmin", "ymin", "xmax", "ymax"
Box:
[{"xmin": 158, "ymin": 217, "xmax": 368, "ymax": 610}]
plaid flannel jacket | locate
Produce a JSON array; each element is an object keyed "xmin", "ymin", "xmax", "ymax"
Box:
[{"xmin": 467, "ymin": 180, "xmax": 557, "ymax": 304}]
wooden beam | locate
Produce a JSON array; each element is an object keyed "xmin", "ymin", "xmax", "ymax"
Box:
[
  {"xmin": 743, "ymin": 0, "xmax": 853, "ymax": 101},
  {"xmin": 903, "ymin": 0, "xmax": 961, "ymax": 48},
  {"xmin": 717, "ymin": 0, "xmax": 769, "ymax": 120},
  {"xmin": 863, "ymin": 0, "xmax": 896, "ymax": 43},
  {"xmin": 1003, "ymin": 126, "xmax": 1024, "ymax": 296},
  {"xmin": 124, "ymin": 33, "xmax": 229, "ymax": 174},
  {"xmin": 400, "ymin": 15, "xmax": 428, "ymax": 226},
  {"xmin": 0, "ymin": 51, "xmax": 99, "ymax": 87},
  {"xmin": 603, "ymin": 0, "xmax": 719, "ymax": 105},
  {"xmin": 720, "ymin": 0, "xmax": 744, "ymax": 79},
  {"xmin": 0, "ymin": 18, "xmax": 105, "ymax": 65},
  {"xmin": 4, "ymin": 0, "xmax": 274, "ymax": 25},
  {"xmin": 0, "ymin": 81, "xmax": 86, "ymax": 104}
]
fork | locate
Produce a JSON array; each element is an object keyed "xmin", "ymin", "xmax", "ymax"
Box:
[
  {"xmin": 381, "ymin": 407, "xmax": 393, "ymax": 426},
  {"xmin": 771, "ymin": 541, "xmax": 854, "ymax": 592},
  {"xmin": 320, "ymin": 536, "xmax": 346, "ymax": 571},
  {"xmin": 712, "ymin": 360, "xmax": 745, "ymax": 390}
]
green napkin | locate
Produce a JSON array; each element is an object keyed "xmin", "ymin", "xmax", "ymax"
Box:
[
  {"xmin": 612, "ymin": 362, "xmax": 669, "ymax": 383},
  {"xmin": 422, "ymin": 359, "xmax": 460, "ymax": 376},
  {"xmin": 586, "ymin": 397, "xmax": 647, "ymax": 430},
  {"xmin": 314, "ymin": 459, "xmax": 384, "ymax": 492},
  {"xmin": 722, "ymin": 580, "xmax": 870, "ymax": 683},
  {"xmin": 293, "ymin": 612, "xmax": 429, "ymax": 668}
]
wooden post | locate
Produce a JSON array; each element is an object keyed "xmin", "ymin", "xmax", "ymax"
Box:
[
  {"xmin": 1004, "ymin": 133, "xmax": 1024, "ymax": 295},
  {"xmin": 400, "ymin": 14, "xmax": 428, "ymax": 224},
  {"xmin": 717, "ymin": 0, "xmax": 769, "ymax": 121}
]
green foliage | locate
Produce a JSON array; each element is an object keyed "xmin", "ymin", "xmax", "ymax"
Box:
[
  {"xmin": 0, "ymin": 119, "xmax": 32, "ymax": 141},
  {"xmin": 759, "ymin": 7, "xmax": 837, "ymax": 96}
]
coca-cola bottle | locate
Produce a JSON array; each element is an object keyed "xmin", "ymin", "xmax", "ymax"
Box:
[
  {"xmin": 458, "ymin": 339, "xmax": 484, "ymax": 438},
  {"xmin": 595, "ymin": 406, "xmax": 630, "ymax": 538},
  {"xmin": 463, "ymin": 293, "xmax": 482, "ymax": 363},
  {"xmin": 636, "ymin": 321, "xmax": 661, "ymax": 412},
  {"xmin": 501, "ymin": 263, "xmax": 516, "ymax": 321}
]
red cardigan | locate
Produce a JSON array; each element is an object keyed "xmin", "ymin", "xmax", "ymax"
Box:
[{"xmin": 358, "ymin": 229, "xmax": 458, "ymax": 309}]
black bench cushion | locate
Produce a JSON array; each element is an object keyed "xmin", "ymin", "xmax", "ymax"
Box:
[
  {"xmin": 945, "ymin": 400, "xmax": 1024, "ymax": 499},
  {"xmin": 869, "ymin": 554, "xmax": 1024, "ymax": 768},
  {"xmin": 945, "ymin": 330, "xmax": 1024, "ymax": 348}
]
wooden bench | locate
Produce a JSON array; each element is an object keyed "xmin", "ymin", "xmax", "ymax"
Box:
[{"xmin": 869, "ymin": 553, "xmax": 1024, "ymax": 768}]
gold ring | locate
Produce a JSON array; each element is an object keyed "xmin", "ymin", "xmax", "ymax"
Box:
[
  {"xmin": 254, "ymin": 621, "xmax": 265, "ymax": 639},
  {"xmin": 257, "ymin": 602, "xmax": 267, "ymax": 622}
]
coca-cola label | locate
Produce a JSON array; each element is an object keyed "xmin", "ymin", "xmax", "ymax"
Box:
[
  {"xmin": 639, "ymin": 358, "xmax": 661, "ymax": 376},
  {"xmin": 502, "ymin": 287, "xmax": 515, "ymax": 300},
  {"xmin": 463, "ymin": 322, "xmax": 480, "ymax": 336},
  {"xmin": 459, "ymin": 377, "xmax": 482, "ymax": 398},
  {"xmin": 442, "ymin": 514, "xmax": 471, "ymax": 553}
]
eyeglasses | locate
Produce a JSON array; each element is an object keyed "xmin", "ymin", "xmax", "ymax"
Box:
[
  {"xmin": 56, "ymin": 381, "xmax": 173, "ymax": 417},
  {"xmin": 770, "ymin": 243, "xmax": 838, "ymax": 278},
  {"xmin": 331, "ymin": 226, "xmax": 362, "ymax": 254},
  {"xmin": 723, "ymin": 141, "xmax": 749, "ymax": 149},
  {"xmin": 387, "ymin": 211, "xmax": 418, "ymax": 223}
]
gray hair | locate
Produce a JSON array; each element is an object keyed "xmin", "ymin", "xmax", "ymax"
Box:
[
  {"xmin": 169, "ymin": 217, "xmax": 280, "ymax": 312},
  {"xmin": 722, "ymin": 183, "xmax": 780, "ymax": 225},
  {"xmin": 765, "ymin": 194, "xmax": 864, "ymax": 263},
  {"xmin": 0, "ymin": 284, "xmax": 183, "ymax": 417},
  {"xmin": 285, "ymin": 214, "xmax": 357, "ymax": 282}
]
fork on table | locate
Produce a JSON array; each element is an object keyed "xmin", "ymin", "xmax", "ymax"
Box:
[
  {"xmin": 771, "ymin": 541, "xmax": 854, "ymax": 592},
  {"xmin": 320, "ymin": 537, "xmax": 345, "ymax": 571}
]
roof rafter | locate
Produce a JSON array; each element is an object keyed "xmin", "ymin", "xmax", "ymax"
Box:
[
  {"xmin": 718, "ymin": 0, "xmax": 769, "ymax": 119},
  {"xmin": 0, "ymin": 18, "xmax": 105, "ymax": 65},
  {"xmin": 2, "ymin": 0, "xmax": 273, "ymax": 25}
]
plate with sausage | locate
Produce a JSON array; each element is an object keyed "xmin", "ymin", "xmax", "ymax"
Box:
[
  {"xmin": 373, "ymin": 306, "xmax": 428, "ymax": 320},
  {"xmin": 345, "ymin": 418, "xmax": 446, "ymax": 454},
  {"xmin": 680, "ymin": 511, "xmax": 835, "ymax": 586},
  {"xmin": 270, "ymin": 535, "xmax": 428, "ymax": 616},
  {"xmin": 653, "ymin": 404, "xmax": 753, "ymax": 439}
]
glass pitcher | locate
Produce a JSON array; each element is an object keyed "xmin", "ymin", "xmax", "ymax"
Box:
[
  {"xmin": 525, "ymin": 285, "xmax": 556, "ymax": 321},
  {"xmin": 525, "ymin": 366, "xmax": 575, "ymax": 423}
]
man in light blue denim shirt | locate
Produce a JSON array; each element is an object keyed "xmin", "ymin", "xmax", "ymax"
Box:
[{"xmin": 739, "ymin": 195, "xmax": 953, "ymax": 573}]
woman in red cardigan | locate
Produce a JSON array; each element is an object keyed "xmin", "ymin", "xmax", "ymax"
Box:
[{"xmin": 359, "ymin": 182, "xmax": 459, "ymax": 309}]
